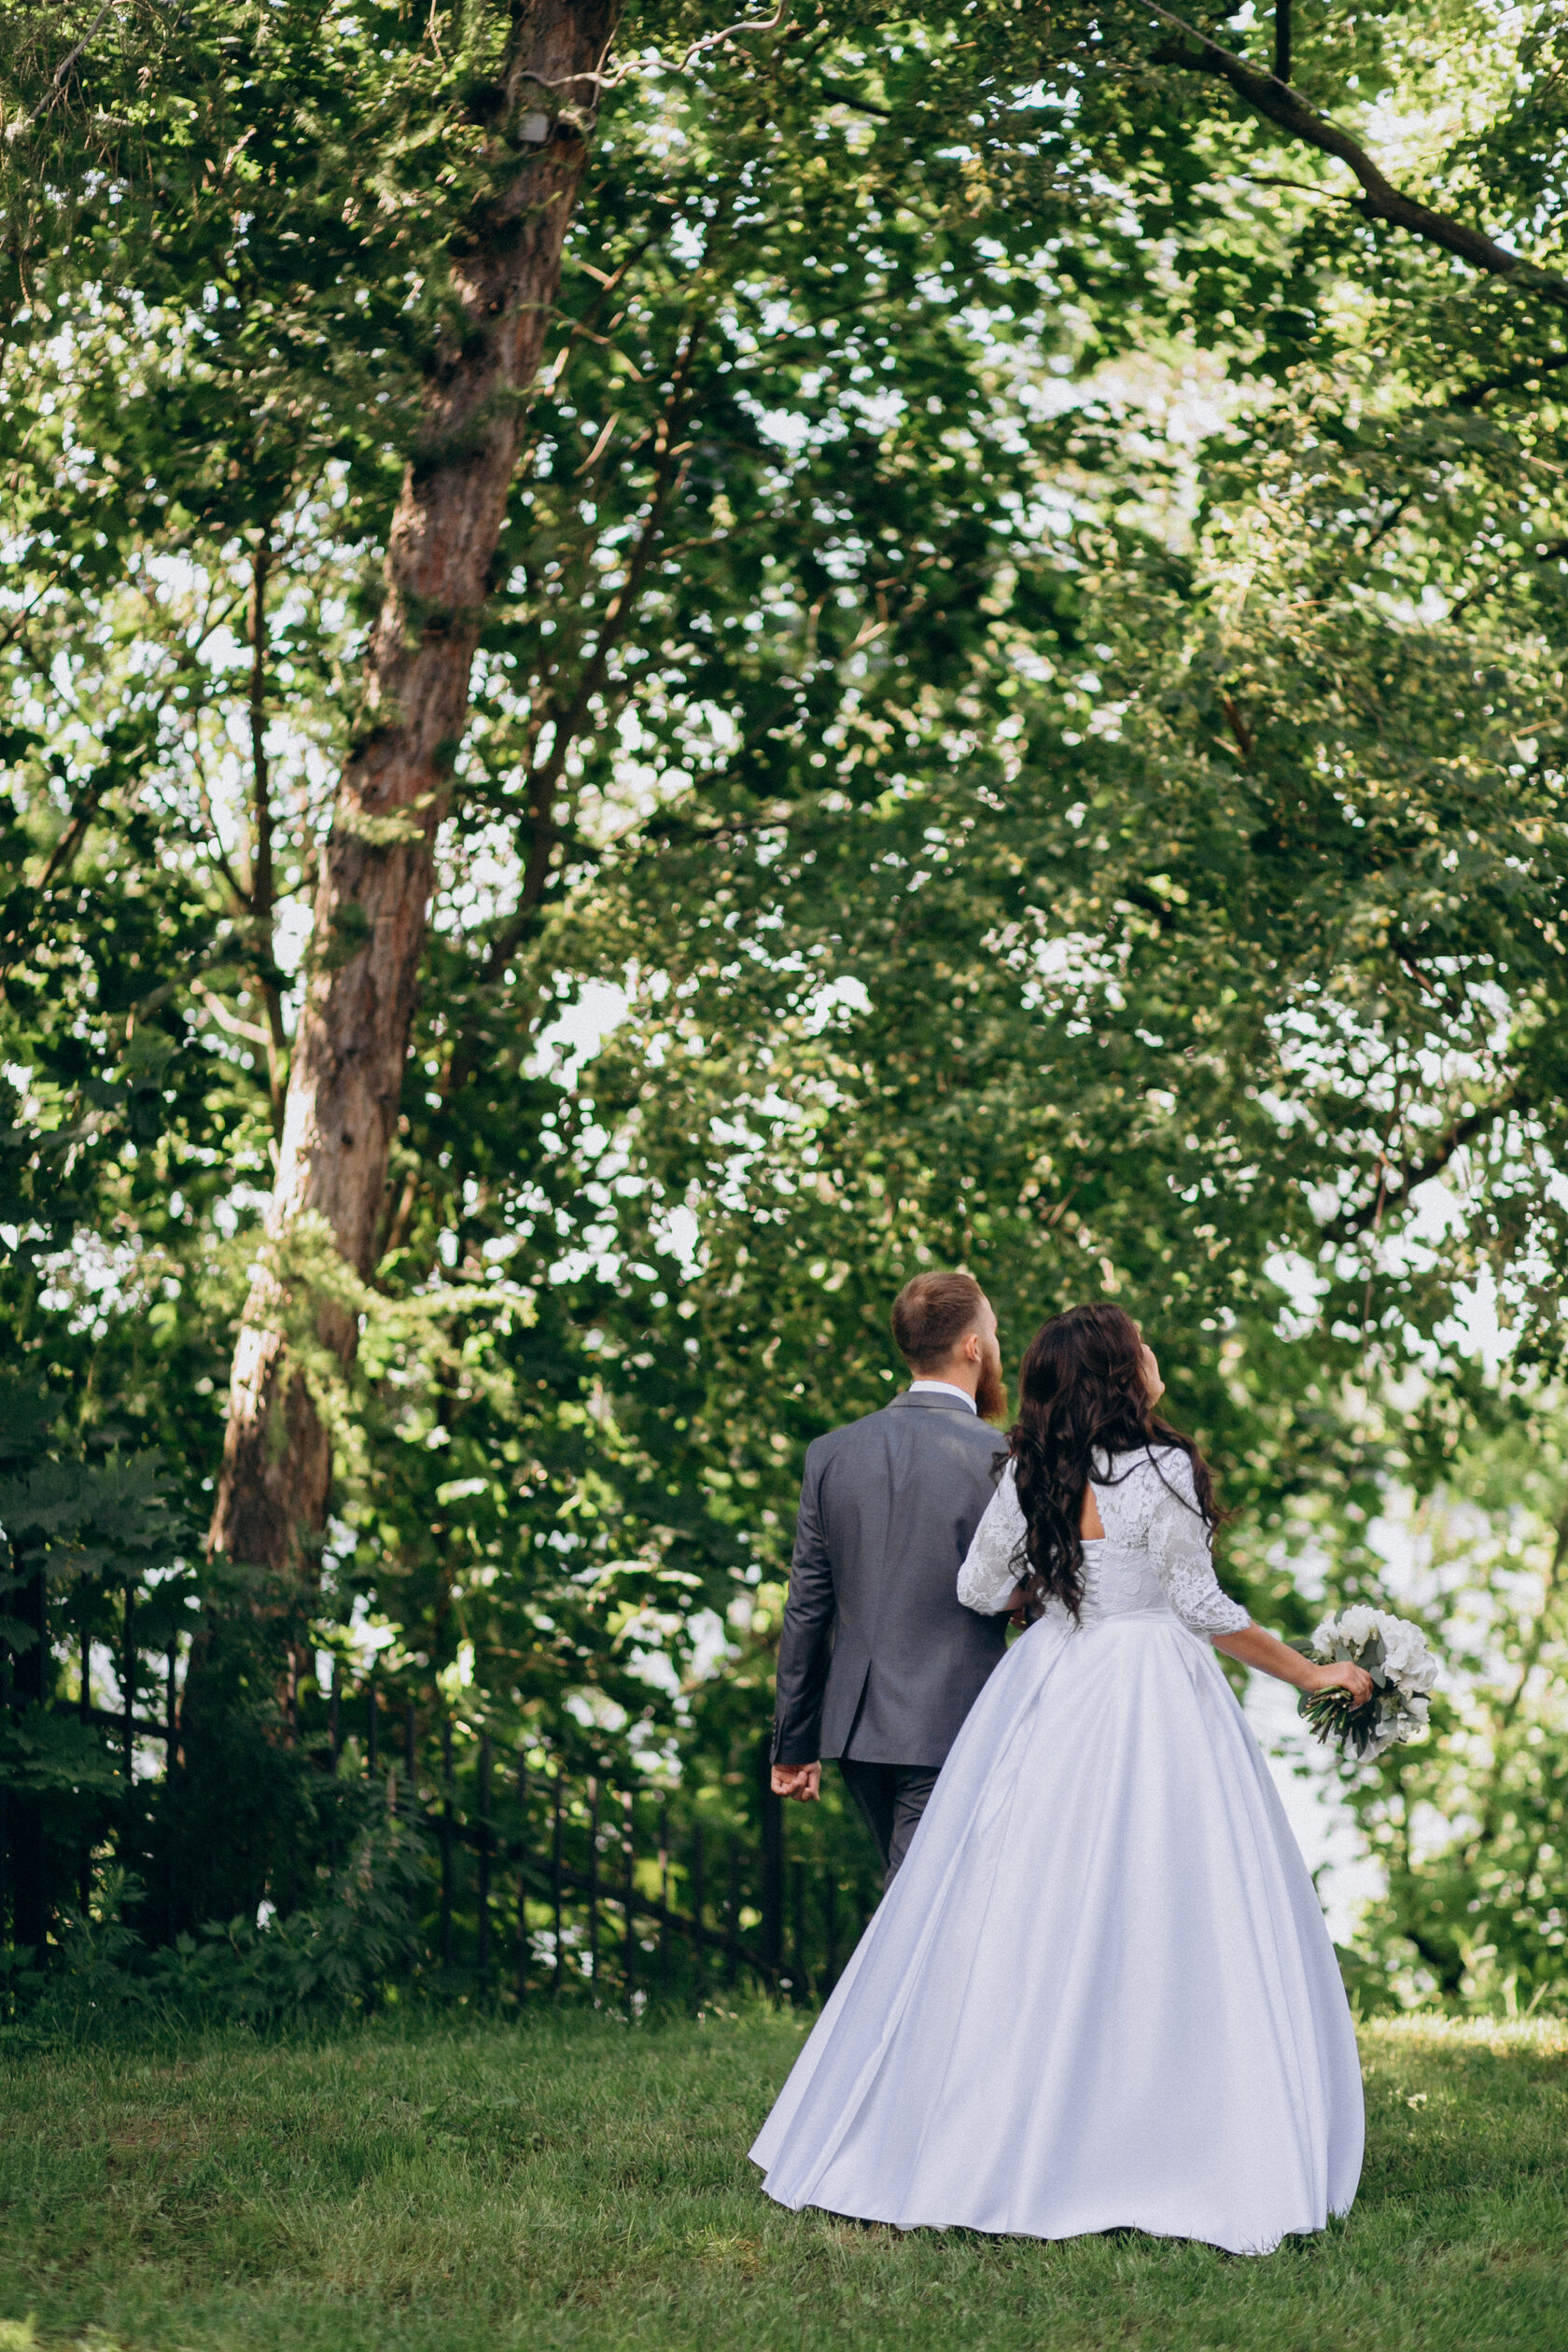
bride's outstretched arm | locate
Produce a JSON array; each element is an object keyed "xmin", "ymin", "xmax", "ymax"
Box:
[{"xmin": 1213, "ymin": 1623, "xmax": 1374, "ymax": 1707}]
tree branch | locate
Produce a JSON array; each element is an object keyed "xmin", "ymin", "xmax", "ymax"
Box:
[
  {"xmin": 246, "ymin": 537, "xmax": 287, "ymax": 1138},
  {"xmin": 1273, "ymin": 0, "xmax": 1290, "ymax": 86},
  {"xmin": 36, "ymin": 775, "xmax": 109, "ymax": 889},
  {"xmin": 1453, "ymin": 346, "xmax": 1568, "ymax": 410},
  {"xmin": 46, "ymin": 0, "xmax": 115, "ymax": 102},
  {"xmin": 1327, "ymin": 1090, "xmax": 1524, "ymax": 1240},
  {"xmin": 189, "ymin": 743, "xmax": 249, "ymax": 914},
  {"xmin": 818, "ymin": 75, "xmax": 892, "ymax": 118},
  {"xmin": 477, "ymin": 353, "xmax": 705, "ymax": 987},
  {"xmin": 1220, "ymin": 692, "xmax": 1253, "ymax": 763},
  {"xmin": 1144, "ymin": 2, "xmax": 1568, "ymax": 311},
  {"xmin": 1447, "ymin": 535, "xmax": 1568, "ymax": 623}
]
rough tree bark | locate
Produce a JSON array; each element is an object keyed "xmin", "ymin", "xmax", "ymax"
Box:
[{"xmin": 208, "ymin": 0, "xmax": 622, "ymax": 1575}]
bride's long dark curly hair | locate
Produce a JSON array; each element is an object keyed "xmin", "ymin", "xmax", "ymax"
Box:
[{"xmin": 1008, "ymin": 1303, "xmax": 1220, "ymax": 1621}]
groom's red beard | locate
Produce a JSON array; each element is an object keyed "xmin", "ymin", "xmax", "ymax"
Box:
[{"xmin": 975, "ymin": 1351, "xmax": 1009, "ymax": 1422}]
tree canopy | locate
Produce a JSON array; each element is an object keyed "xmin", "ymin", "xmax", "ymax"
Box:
[{"xmin": 3, "ymin": 0, "xmax": 1568, "ymax": 2006}]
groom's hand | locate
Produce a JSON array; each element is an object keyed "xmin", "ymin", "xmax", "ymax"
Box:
[{"xmin": 771, "ymin": 1762, "xmax": 821, "ymax": 1802}]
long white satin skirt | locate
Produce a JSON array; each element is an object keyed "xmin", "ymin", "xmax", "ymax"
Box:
[{"xmin": 750, "ymin": 1609, "xmax": 1364, "ymax": 2256}]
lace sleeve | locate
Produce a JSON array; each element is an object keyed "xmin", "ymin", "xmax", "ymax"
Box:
[
  {"xmin": 1143, "ymin": 1451, "xmax": 1251, "ymax": 1639},
  {"xmin": 958, "ymin": 1470, "xmax": 1027, "ymax": 1616}
]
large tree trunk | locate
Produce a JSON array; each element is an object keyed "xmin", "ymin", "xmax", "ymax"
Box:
[{"xmin": 209, "ymin": 0, "xmax": 620, "ymax": 1575}]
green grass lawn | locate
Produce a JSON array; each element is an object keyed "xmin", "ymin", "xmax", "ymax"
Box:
[{"xmin": 0, "ymin": 2009, "xmax": 1565, "ymax": 2352}]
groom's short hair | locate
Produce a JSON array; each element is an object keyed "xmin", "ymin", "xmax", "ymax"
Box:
[{"xmin": 891, "ymin": 1271, "xmax": 986, "ymax": 1371}]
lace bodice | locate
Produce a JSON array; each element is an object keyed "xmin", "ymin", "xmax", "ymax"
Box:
[{"xmin": 957, "ymin": 1447, "xmax": 1251, "ymax": 1639}]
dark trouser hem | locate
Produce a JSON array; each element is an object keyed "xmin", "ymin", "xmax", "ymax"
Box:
[{"xmin": 838, "ymin": 1757, "xmax": 942, "ymax": 1887}]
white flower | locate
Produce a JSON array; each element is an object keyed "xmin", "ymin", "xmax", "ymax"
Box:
[
  {"xmin": 1315, "ymin": 1603, "xmax": 1385, "ymax": 1652},
  {"xmin": 1379, "ymin": 1619, "xmax": 1439, "ymax": 1696},
  {"xmin": 1306, "ymin": 1607, "xmax": 1439, "ymax": 1758}
]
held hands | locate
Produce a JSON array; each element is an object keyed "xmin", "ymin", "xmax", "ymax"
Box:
[
  {"xmin": 772, "ymin": 1762, "xmax": 821, "ymax": 1802},
  {"xmin": 1305, "ymin": 1659, "xmax": 1375, "ymax": 1709}
]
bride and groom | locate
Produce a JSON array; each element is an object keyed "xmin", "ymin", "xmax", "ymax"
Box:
[{"xmin": 752, "ymin": 1272, "xmax": 1369, "ymax": 2256}]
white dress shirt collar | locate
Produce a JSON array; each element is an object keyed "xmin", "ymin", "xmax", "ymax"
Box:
[{"xmin": 907, "ymin": 1379, "xmax": 978, "ymax": 1414}]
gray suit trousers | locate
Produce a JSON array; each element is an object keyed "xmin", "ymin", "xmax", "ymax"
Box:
[{"xmin": 838, "ymin": 1757, "xmax": 941, "ymax": 1886}]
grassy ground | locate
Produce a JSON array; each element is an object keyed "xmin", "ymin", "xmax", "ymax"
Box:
[{"xmin": 0, "ymin": 2009, "xmax": 1565, "ymax": 2352}]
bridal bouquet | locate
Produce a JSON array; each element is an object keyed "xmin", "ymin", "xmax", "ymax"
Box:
[{"xmin": 1295, "ymin": 1606, "xmax": 1438, "ymax": 1760}]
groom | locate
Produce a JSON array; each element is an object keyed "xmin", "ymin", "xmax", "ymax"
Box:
[{"xmin": 770, "ymin": 1271, "xmax": 1010, "ymax": 1883}]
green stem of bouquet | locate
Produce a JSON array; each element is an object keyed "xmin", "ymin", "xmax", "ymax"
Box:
[{"xmin": 1297, "ymin": 1685, "xmax": 1383, "ymax": 1757}]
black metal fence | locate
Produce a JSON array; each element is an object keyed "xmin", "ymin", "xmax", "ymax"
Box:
[
  {"xmin": 2, "ymin": 1600, "xmax": 185, "ymax": 1955},
  {"xmin": 371, "ymin": 1694, "xmax": 877, "ymax": 2008}
]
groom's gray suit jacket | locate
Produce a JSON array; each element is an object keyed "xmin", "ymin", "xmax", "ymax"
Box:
[{"xmin": 771, "ymin": 1390, "xmax": 1009, "ymax": 1769}]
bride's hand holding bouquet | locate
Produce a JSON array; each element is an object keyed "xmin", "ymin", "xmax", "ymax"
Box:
[
  {"xmin": 1300, "ymin": 1656, "xmax": 1376, "ymax": 1710},
  {"xmin": 1291, "ymin": 1607, "xmax": 1439, "ymax": 1760}
]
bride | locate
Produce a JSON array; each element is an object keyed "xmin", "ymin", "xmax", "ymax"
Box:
[{"xmin": 751, "ymin": 1303, "xmax": 1369, "ymax": 2256}]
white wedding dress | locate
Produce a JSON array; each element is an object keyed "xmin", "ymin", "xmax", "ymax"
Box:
[{"xmin": 751, "ymin": 1446, "xmax": 1365, "ymax": 2256}]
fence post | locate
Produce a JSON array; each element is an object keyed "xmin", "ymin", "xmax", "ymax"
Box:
[
  {"xmin": 162, "ymin": 1640, "xmax": 178, "ymax": 1938},
  {"xmin": 759, "ymin": 1748, "xmax": 784, "ymax": 1978},
  {"xmin": 658, "ymin": 1798, "xmax": 670, "ymax": 1998},
  {"xmin": 476, "ymin": 1730, "xmax": 493, "ymax": 1984},
  {"xmin": 399, "ymin": 1704, "xmax": 418, "ymax": 1950},
  {"xmin": 328, "ymin": 1658, "xmax": 342, "ymax": 1876},
  {"xmin": 120, "ymin": 1578, "xmax": 134, "ymax": 1854},
  {"xmin": 77, "ymin": 1626, "xmax": 91, "ymax": 1916},
  {"xmin": 623, "ymin": 1790, "xmax": 636, "ymax": 2013},
  {"xmin": 691, "ymin": 1820, "xmax": 706, "ymax": 1997},
  {"xmin": 440, "ymin": 1714, "xmax": 455, "ymax": 1978},
  {"xmin": 515, "ymin": 1748, "xmax": 529, "ymax": 2006},
  {"xmin": 587, "ymin": 1774, "xmax": 600, "ymax": 2005},
  {"xmin": 11, "ymin": 1541, "xmax": 49, "ymax": 1959},
  {"xmin": 0, "ymin": 1652, "xmax": 9, "ymax": 1946},
  {"xmin": 552, "ymin": 1771, "xmax": 565, "ymax": 1999},
  {"xmin": 725, "ymin": 1835, "xmax": 740, "ymax": 1988}
]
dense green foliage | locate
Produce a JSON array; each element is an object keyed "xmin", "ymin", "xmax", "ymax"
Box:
[
  {"xmin": 2, "ymin": 2012, "xmax": 1568, "ymax": 2349},
  {"xmin": 3, "ymin": 0, "xmax": 1568, "ymax": 2000}
]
